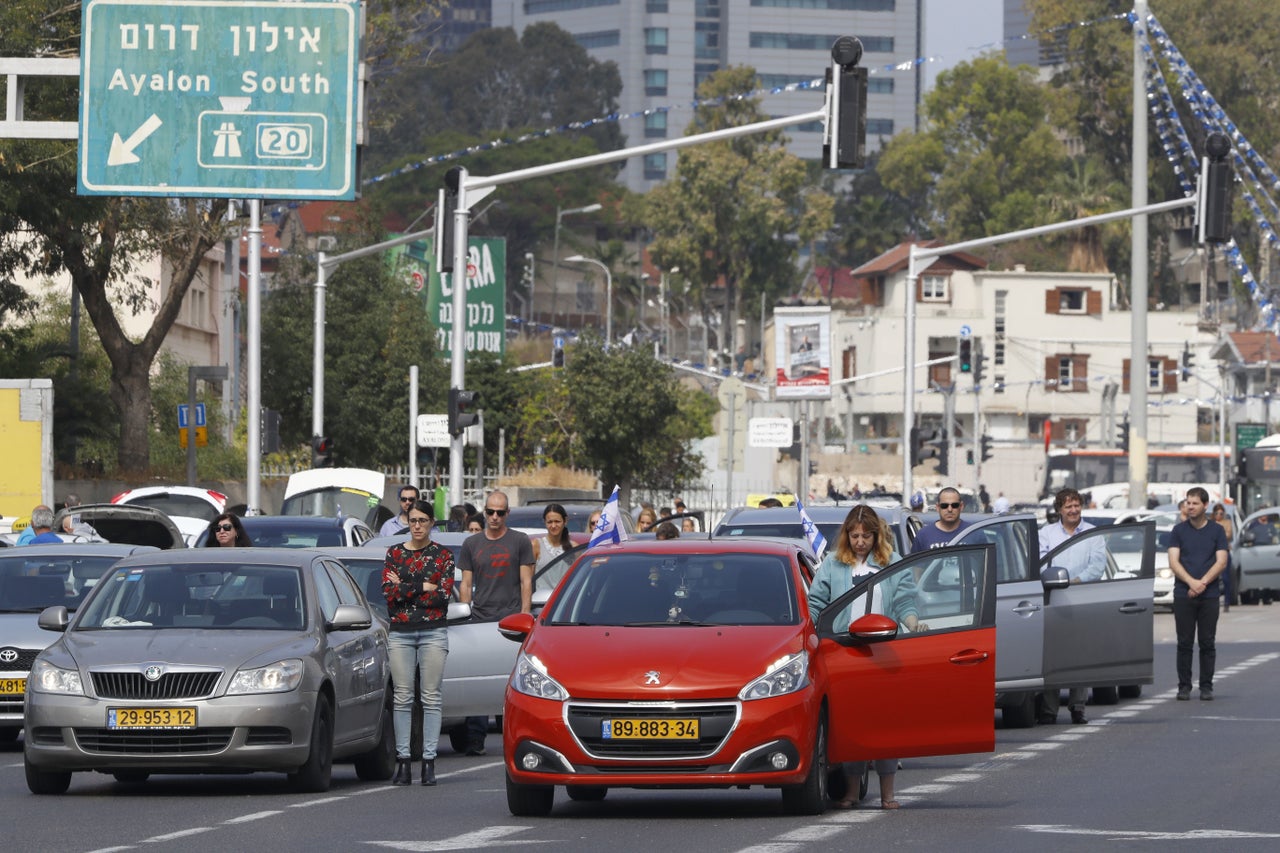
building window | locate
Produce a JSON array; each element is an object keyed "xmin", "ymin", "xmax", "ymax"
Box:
[
  {"xmin": 644, "ymin": 152, "xmax": 668, "ymax": 180},
  {"xmin": 868, "ymin": 77, "xmax": 894, "ymax": 94},
  {"xmin": 866, "ymin": 118, "xmax": 894, "ymax": 136},
  {"xmin": 927, "ymin": 349, "xmax": 952, "ymax": 388},
  {"xmin": 842, "ymin": 346, "xmax": 856, "ymax": 380},
  {"xmin": 645, "ymin": 27, "xmax": 669, "ymax": 54},
  {"xmin": 1122, "ymin": 357, "xmax": 1177, "ymax": 394},
  {"xmin": 644, "ymin": 69, "xmax": 668, "ymax": 96},
  {"xmin": 575, "ymin": 30, "xmax": 621, "ymax": 49},
  {"xmin": 644, "ymin": 111, "xmax": 668, "ymax": 138},
  {"xmin": 919, "ymin": 274, "xmax": 949, "ymax": 303},
  {"xmin": 1045, "ymin": 287, "xmax": 1101, "ymax": 315},
  {"xmin": 695, "ymin": 64, "xmax": 719, "ymax": 87},
  {"xmin": 1046, "ymin": 353, "xmax": 1089, "ymax": 392},
  {"xmin": 695, "ymin": 22, "xmax": 720, "ymax": 60},
  {"xmin": 526, "ymin": 0, "xmax": 619, "ymax": 12},
  {"xmin": 646, "ymin": 0, "xmax": 668, "ymax": 11},
  {"xmin": 749, "ymin": 0, "xmax": 895, "ymax": 9}
]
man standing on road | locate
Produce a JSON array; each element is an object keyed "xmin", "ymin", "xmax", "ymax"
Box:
[
  {"xmin": 380, "ymin": 484, "xmax": 420, "ymax": 537},
  {"xmin": 910, "ymin": 487, "xmax": 971, "ymax": 552},
  {"xmin": 457, "ymin": 490, "xmax": 535, "ymax": 755},
  {"xmin": 1168, "ymin": 486, "xmax": 1229, "ymax": 701},
  {"xmin": 1036, "ymin": 488, "xmax": 1101, "ymax": 724}
]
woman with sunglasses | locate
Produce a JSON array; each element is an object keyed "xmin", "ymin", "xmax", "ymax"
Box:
[
  {"xmin": 382, "ymin": 500, "xmax": 454, "ymax": 786},
  {"xmin": 203, "ymin": 513, "xmax": 252, "ymax": 547},
  {"xmin": 909, "ymin": 486, "xmax": 971, "ymax": 552}
]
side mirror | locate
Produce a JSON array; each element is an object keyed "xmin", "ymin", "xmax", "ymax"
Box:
[
  {"xmin": 327, "ymin": 603, "xmax": 372, "ymax": 631},
  {"xmin": 848, "ymin": 612, "xmax": 898, "ymax": 641},
  {"xmin": 38, "ymin": 605, "xmax": 70, "ymax": 632},
  {"xmin": 1241, "ymin": 532, "xmax": 1255, "ymax": 547},
  {"xmin": 1041, "ymin": 565, "xmax": 1071, "ymax": 590},
  {"xmin": 498, "ymin": 611, "xmax": 536, "ymax": 642}
]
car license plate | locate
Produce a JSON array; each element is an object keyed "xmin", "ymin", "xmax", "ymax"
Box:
[
  {"xmin": 107, "ymin": 707, "xmax": 197, "ymax": 729},
  {"xmin": 602, "ymin": 718, "xmax": 699, "ymax": 740},
  {"xmin": 0, "ymin": 678, "xmax": 25, "ymax": 696}
]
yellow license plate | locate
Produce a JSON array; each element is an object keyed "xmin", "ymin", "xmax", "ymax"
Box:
[
  {"xmin": 602, "ymin": 718, "xmax": 699, "ymax": 740},
  {"xmin": 0, "ymin": 678, "xmax": 25, "ymax": 696},
  {"xmin": 108, "ymin": 707, "xmax": 197, "ymax": 729}
]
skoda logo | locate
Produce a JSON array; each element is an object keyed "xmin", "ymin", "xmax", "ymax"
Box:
[
  {"xmin": 0, "ymin": 648, "xmax": 18, "ymax": 664},
  {"xmin": 143, "ymin": 665, "xmax": 164, "ymax": 682}
]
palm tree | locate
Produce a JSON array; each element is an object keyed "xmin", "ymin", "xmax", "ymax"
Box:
[{"xmin": 1040, "ymin": 155, "xmax": 1127, "ymax": 273}]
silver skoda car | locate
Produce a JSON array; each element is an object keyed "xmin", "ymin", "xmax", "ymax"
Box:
[{"xmin": 23, "ymin": 548, "xmax": 392, "ymax": 794}]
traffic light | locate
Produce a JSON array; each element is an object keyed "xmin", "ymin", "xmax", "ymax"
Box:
[
  {"xmin": 980, "ymin": 433, "xmax": 994, "ymax": 462},
  {"xmin": 448, "ymin": 388, "xmax": 478, "ymax": 436},
  {"xmin": 912, "ymin": 426, "xmax": 948, "ymax": 473},
  {"xmin": 522, "ymin": 252, "xmax": 535, "ymax": 291},
  {"xmin": 822, "ymin": 36, "xmax": 868, "ymax": 170},
  {"xmin": 311, "ymin": 435, "xmax": 334, "ymax": 468},
  {"xmin": 1117, "ymin": 419, "xmax": 1130, "ymax": 452},
  {"xmin": 435, "ymin": 166, "xmax": 463, "ymax": 272},
  {"xmin": 973, "ymin": 343, "xmax": 988, "ymax": 384},
  {"xmin": 958, "ymin": 338, "xmax": 973, "ymax": 373},
  {"xmin": 1197, "ymin": 132, "xmax": 1234, "ymax": 244},
  {"xmin": 1181, "ymin": 345, "xmax": 1195, "ymax": 381}
]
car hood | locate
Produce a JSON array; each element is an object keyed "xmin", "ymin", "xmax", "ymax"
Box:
[
  {"xmin": 526, "ymin": 625, "xmax": 803, "ymax": 700},
  {"xmin": 53, "ymin": 504, "xmax": 186, "ymax": 550},
  {"xmin": 52, "ymin": 629, "xmax": 320, "ymax": 674}
]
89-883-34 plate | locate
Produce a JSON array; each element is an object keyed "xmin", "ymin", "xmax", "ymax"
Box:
[
  {"xmin": 602, "ymin": 718, "xmax": 699, "ymax": 740},
  {"xmin": 108, "ymin": 707, "xmax": 197, "ymax": 729}
]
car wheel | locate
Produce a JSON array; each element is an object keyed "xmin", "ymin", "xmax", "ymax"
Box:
[
  {"xmin": 1001, "ymin": 692, "xmax": 1037, "ymax": 729},
  {"xmin": 25, "ymin": 754, "xmax": 71, "ymax": 795},
  {"xmin": 112, "ymin": 770, "xmax": 151, "ymax": 784},
  {"xmin": 506, "ymin": 772, "xmax": 554, "ymax": 817},
  {"xmin": 289, "ymin": 698, "xmax": 334, "ymax": 793},
  {"xmin": 782, "ymin": 712, "xmax": 828, "ymax": 816},
  {"xmin": 354, "ymin": 705, "xmax": 396, "ymax": 782},
  {"xmin": 1119, "ymin": 684, "xmax": 1142, "ymax": 700},
  {"xmin": 565, "ymin": 785, "xmax": 608, "ymax": 802},
  {"xmin": 1091, "ymin": 686, "xmax": 1119, "ymax": 705},
  {"xmin": 1241, "ymin": 589, "xmax": 1257, "ymax": 605},
  {"xmin": 447, "ymin": 724, "xmax": 469, "ymax": 755}
]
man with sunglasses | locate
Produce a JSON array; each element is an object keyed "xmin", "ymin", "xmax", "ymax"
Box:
[
  {"xmin": 909, "ymin": 487, "xmax": 972, "ymax": 552},
  {"xmin": 380, "ymin": 484, "xmax": 421, "ymax": 536},
  {"xmin": 457, "ymin": 490, "xmax": 535, "ymax": 755}
]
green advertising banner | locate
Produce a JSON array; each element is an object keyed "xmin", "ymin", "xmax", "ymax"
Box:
[{"xmin": 389, "ymin": 236, "xmax": 506, "ymax": 357}]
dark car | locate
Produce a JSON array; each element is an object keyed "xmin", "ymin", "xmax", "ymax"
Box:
[
  {"xmin": 712, "ymin": 504, "xmax": 921, "ymax": 557},
  {"xmin": 506, "ymin": 503, "xmax": 636, "ymax": 537},
  {"xmin": 193, "ymin": 515, "xmax": 373, "ymax": 548}
]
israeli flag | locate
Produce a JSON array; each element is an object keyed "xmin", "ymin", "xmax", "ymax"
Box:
[
  {"xmin": 795, "ymin": 498, "xmax": 827, "ymax": 559},
  {"xmin": 589, "ymin": 485, "xmax": 629, "ymax": 547}
]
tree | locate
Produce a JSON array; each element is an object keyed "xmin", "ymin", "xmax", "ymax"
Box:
[
  {"xmin": 822, "ymin": 151, "xmax": 917, "ymax": 269},
  {"xmin": 1038, "ymin": 154, "xmax": 1129, "ymax": 274},
  {"xmin": 645, "ymin": 67, "xmax": 834, "ymax": 362}
]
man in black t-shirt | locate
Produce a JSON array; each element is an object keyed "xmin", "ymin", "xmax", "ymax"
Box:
[{"xmin": 1168, "ymin": 487, "xmax": 1229, "ymax": 701}]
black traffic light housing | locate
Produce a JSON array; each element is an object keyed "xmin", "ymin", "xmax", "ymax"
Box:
[
  {"xmin": 311, "ymin": 435, "xmax": 334, "ymax": 468},
  {"xmin": 448, "ymin": 388, "xmax": 479, "ymax": 436},
  {"xmin": 1198, "ymin": 132, "xmax": 1234, "ymax": 244},
  {"xmin": 980, "ymin": 433, "xmax": 994, "ymax": 462},
  {"xmin": 1117, "ymin": 418, "xmax": 1131, "ymax": 452},
  {"xmin": 911, "ymin": 426, "xmax": 948, "ymax": 474},
  {"xmin": 823, "ymin": 36, "xmax": 868, "ymax": 170},
  {"xmin": 1181, "ymin": 344, "xmax": 1195, "ymax": 382},
  {"xmin": 435, "ymin": 166, "xmax": 463, "ymax": 272},
  {"xmin": 958, "ymin": 338, "xmax": 973, "ymax": 373}
]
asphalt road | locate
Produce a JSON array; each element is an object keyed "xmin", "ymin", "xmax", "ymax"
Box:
[{"xmin": 3, "ymin": 607, "xmax": 1279, "ymax": 852}]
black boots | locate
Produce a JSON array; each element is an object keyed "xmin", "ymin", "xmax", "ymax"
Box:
[
  {"xmin": 392, "ymin": 758, "xmax": 412, "ymax": 785},
  {"xmin": 420, "ymin": 759, "xmax": 436, "ymax": 786}
]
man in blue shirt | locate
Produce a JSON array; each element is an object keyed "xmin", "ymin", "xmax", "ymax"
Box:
[
  {"xmin": 1169, "ymin": 486, "xmax": 1229, "ymax": 701},
  {"xmin": 910, "ymin": 487, "xmax": 971, "ymax": 552}
]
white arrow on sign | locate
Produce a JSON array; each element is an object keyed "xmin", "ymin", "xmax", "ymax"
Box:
[{"xmin": 107, "ymin": 114, "xmax": 163, "ymax": 166}]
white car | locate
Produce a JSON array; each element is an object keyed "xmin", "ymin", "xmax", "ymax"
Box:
[{"xmin": 110, "ymin": 486, "xmax": 228, "ymax": 546}]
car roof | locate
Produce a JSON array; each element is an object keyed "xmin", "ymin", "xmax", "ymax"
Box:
[
  {"xmin": 111, "ymin": 547, "xmax": 320, "ymax": 568},
  {"xmin": 240, "ymin": 515, "xmax": 363, "ymax": 529},
  {"xmin": 111, "ymin": 485, "xmax": 227, "ymax": 503},
  {"xmin": 715, "ymin": 504, "xmax": 913, "ymax": 526},
  {"xmin": 358, "ymin": 531, "xmax": 472, "ymax": 551},
  {"xmin": 584, "ymin": 537, "xmax": 805, "ymax": 558},
  {"xmin": 0, "ymin": 543, "xmax": 157, "ymax": 558}
]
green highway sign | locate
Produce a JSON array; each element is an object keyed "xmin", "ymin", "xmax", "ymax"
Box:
[{"xmin": 79, "ymin": 0, "xmax": 361, "ymax": 198}]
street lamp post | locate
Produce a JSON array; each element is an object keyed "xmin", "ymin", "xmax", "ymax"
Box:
[
  {"xmin": 566, "ymin": 255, "xmax": 612, "ymax": 345},
  {"xmin": 551, "ymin": 203, "xmax": 602, "ymax": 326}
]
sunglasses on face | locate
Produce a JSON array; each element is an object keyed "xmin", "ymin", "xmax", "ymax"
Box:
[
  {"xmin": 400, "ymin": 496, "xmax": 416, "ymax": 503},
  {"xmin": 216, "ymin": 523, "xmax": 235, "ymax": 532},
  {"xmin": 938, "ymin": 502, "xmax": 962, "ymax": 509},
  {"xmin": 485, "ymin": 508, "xmax": 508, "ymax": 517}
]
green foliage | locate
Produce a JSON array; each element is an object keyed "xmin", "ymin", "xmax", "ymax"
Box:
[
  {"xmin": 822, "ymin": 150, "xmax": 917, "ymax": 268},
  {"xmin": 145, "ymin": 354, "xmax": 245, "ymax": 480}
]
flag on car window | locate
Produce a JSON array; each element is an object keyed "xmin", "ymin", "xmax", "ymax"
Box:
[
  {"xmin": 796, "ymin": 498, "xmax": 827, "ymax": 559},
  {"xmin": 589, "ymin": 485, "xmax": 628, "ymax": 547}
]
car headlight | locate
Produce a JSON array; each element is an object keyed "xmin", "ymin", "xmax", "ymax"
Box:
[
  {"xmin": 1157, "ymin": 567, "xmax": 1174, "ymax": 579},
  {"xmin": 31, "ymin": 660, "xmax": 84, "ymax": 696},
  {"xmin": 739, "ymin": 651, "xmax": 810, "ymax": 701},
  {"xmin": 227, "ymin": 659, "xmax": 304, "ymax": 695},
  {"xmin": 510, "ymin": 652, "xmax": 567, "ymax": 701}
]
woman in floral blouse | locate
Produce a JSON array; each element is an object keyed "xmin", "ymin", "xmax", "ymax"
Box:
[{"xmin": 382, "ymin": 500, "xmax": 455, "ymax": 786}]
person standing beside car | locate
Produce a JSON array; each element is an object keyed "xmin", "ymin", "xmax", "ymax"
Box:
[
  {"xmin": 381, "ymin": 485, "xmax": 420, "ymax": 536},
  {"xmin": 383, "ymin": 500, "xmax": 454, "ymax": 785},
  {"xmin": 1169, "ymin": 487, "xmax": 1229, "ymax": 702},
  {"xmin": 531, "ymin": 503, "xmax": 571, "ymax": 571},
  {"xmin": 457, "ymin": 490, "xmax": 535, "ymax": 755},
  {"xmin": 202, "ymin": 512, "xmax": 252, "ymax": 547},
  {"xmin": 910, "ymin": 487, "xmax": 971, "ymax": 552}
]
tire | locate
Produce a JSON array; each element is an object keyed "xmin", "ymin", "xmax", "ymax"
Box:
[
  {"xmin": 354, "ymin": 705, "xmax": 396, "ymax": 782},
  {"xmin": 1001, "ymin": 692, "xmax": 1037, "ymax": 729},
  {"xmin": 447, "ymin": 724, "xmax": 469, "ymax": 755},
  {"xmin": 565, "ymin": 785, "xmax": 608, "ymax": 802},
  {"xmin": 25, "ymin": 755, "xmax": 71, "ymax": 795},
  {"xmin": 112, "ymin": 770, "xmax": 151, "ymax": 784},
  {"xmin": 1091, "ymin": 686, "xmax": 1119, "ymax": 706},
  {"xmin": 782, "ymin": 713, "xmax": 828, "ymax": 816},
  {"xmin": 1241, "ymin": 589, "xmax": 1257, "ymax": 605},
  {"xmin": 1119, "ymin": 684, "xmax": 1142, "ymax": 700},
  {"xmin": 0, "ymin": 728, "xmax": 19, "ymax": 743},
  {"xmin": 290, "ymin": 699, "xmax": 334, "ymax": 793},
  {"xmin": 506, "ymin": 773, "xmax": 554, "ymax": 817}
]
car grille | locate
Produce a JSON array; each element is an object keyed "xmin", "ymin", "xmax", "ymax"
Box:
[
  {"xmin": 74, "ymin": 728, "xmax": 235, "ymax": 754},
  {"xmin": 91, "ymin": 670, "xmax": 222, "ymax": 700},
  {"xmin": 0, "ymin": 648, "xmax": 39, "ymax": 671},
  {"xmin": 0, "ymin": 696, "xmax": 23, "ymax": 716},
  {"xmin": 566, "ymin": 702, "xmax": 739, "ymax": 759}
]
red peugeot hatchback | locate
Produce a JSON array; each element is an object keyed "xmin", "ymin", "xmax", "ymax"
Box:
[{"xmin": 499, "ymin": 537, "xmax": 998, "ymax": 815}]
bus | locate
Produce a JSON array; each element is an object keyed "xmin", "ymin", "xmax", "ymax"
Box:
[
  {"xmin": 1237, "ymin": 436, "xmax": 1280, "ymax": 515},
  {"xmin": 1041, "ymin": 445, "xmax": 1230, "ymax": 503}
]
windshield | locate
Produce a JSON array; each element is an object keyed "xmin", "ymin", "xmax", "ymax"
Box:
[
  {"xmin": 713, "ymin": 520, "xmax": 908, "ymax": 557},
  {"xmin": 546, "ymin": 551, "xmax": 797, "ymax": 626},
  {"xmin": 281, "ymin": 487, "xmax": 380, "ymax": 522},
  {"xmin": 0, "ymin": 553, "xmax": 126, "ymax": 612},
  {"xmin": 77, "ymin": 564, "xmax": 304, "ymax": 630},
  {"xmin": 123, "ymin": 493, "xmax": 220, "ymax": 521}
]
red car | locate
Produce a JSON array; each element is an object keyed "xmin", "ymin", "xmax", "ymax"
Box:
[{"xmin": 498, "ymin": 538, "xmax": 998, "ymax": 816}]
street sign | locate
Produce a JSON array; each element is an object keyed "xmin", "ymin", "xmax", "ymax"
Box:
[
  {"xmin": 79, "ymin": 0, "xmax": 361, "ymax": 198},
  {"xmin": 177, "ymin": 402, "xmax": 207, "ymax": 448},
  {"xmin": 1236, "ymin": 422, "xmax": 1268, "ymax": 453},
  {"xmin": 959, "ymin": 324, "xmax": 972, "ymax": 338},
  {"xmin": 749, "ymin": 417, "xmax": 795, "ymax": 448},
  {"xmin": 416, "ymin": 414, "xmax": 450, "ymax": 449}
]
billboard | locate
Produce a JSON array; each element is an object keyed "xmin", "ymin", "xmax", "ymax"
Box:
[
  {"xmin": 388, "ymin": 236, "xmax": 507, "ymax": 357},
  {"xmin": 774, "ymin": 306, "xmax": 831, "ymax": 400}
]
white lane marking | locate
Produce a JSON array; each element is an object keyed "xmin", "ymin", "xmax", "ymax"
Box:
[
  {"xmin": 1017, "ymin": 824, "xmax": 1280, "ymax": 840},
  {"xmin": 823, "ymin": 810, "xmax": 880, "ymax": 824},
  {"xmin": 935, "ymin": 772, "xmax": 983, "ymax": 782},
  {"xmin": 1103, "ymin": 710, "xmax": 1141, "ymax": 717},
  {"xmin": 141, "ymin": 827, "xmax": 214, "ymax": 842},
  {"xmin": 289, "ymin": 795, "xmax": 347, "ymax": 808},
  {"xmin": 1046, "ymin": 732, "xmax": 1087, "ymax": 741},
  {"xmin": 366, "ymin": 827, "xmax": 545, "ymax": 851},
  {"xmin": 1018, "ymin": 742, "xmax": 1063, "ymax": 750},
  {"xmin": 223, "ymin": 811, "xmax": 282, "ymax": 824},
  {"xmin": 899, "ymin": 783, "xmax": 952, "ymax": 794},
  {"xmin": 1193, "ymin": 715, "xmax": 1280, "ymax": 722},
  {"xmin": 735, "ymin": 846, "xmax": 801, "ymax": 853},
  {"xmin": 85, "ymin": 847, "xmax": 136, "ymax": 853},
  {"xmin": 776, "ymin": 825, "xmax": 847, "ymax": 841}
]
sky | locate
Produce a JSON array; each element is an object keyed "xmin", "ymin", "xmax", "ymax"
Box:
[{"xmin": 922, "ymin": 0, "xmax": 1007, "ymax": 91}]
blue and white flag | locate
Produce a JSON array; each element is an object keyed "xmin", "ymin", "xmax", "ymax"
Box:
[
  {"xmin": 589, "ymin": 485, "xmax": 629, "ymax": 547},
  {"xmin": 795, "ymin": 498, "xmax": 827, "ymax": 559}
]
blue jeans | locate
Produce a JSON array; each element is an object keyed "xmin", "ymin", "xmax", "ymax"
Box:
[
  {"xmin": 1173, "ymin": 594, "xmax": 1218, "ymax": 691},
  {"xmin": 387, "ymin": 627, "xmax": 449, "ymax": 760}
]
